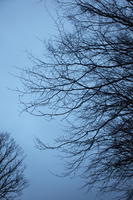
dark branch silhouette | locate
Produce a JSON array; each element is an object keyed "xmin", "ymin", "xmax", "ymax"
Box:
[
  {"xmin": 0, "ymin": 133, "xmax": 28, "ymax": 200},
  {"xmin": 19, "ymin": 0, "xmax": 133, "ymax": 199}
]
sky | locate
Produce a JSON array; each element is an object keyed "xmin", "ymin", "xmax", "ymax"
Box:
[{"xmin": 0, "ymin": 1, "xmax": 111, "ymax": 200}]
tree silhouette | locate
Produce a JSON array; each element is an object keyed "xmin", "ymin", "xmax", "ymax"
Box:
[
  {"xmin": 0, "ymin": 133, "xmax": 27, "ymax": 200},
  {"xmin": 19, "ymin": 0, "xmax": 133, "ymax": 199}
]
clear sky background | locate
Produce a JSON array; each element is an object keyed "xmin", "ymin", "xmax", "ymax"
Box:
[{"xmin": 0, "ymin": 1, "xmax": 111, "ymax": 200}]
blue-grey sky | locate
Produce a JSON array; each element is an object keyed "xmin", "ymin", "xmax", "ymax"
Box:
[{"xmin": 0, "ymin": 1, "xmax": 111, "ymax": 200}]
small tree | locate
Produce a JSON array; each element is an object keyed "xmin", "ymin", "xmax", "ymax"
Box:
[
  {"xmin": 0, "ymin": 133, "xmax": 27, "ymax": 200},
  {"xmin": 19, "ymin": 0, "xmax": 133, "ymax": 199}
]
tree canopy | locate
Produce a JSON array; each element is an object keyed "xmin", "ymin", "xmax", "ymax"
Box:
[
  {"xmin": 19, "ymin": 0, "xmax": 133, "ymax": 199},
  {"xmin": 0, "ymin": 133, "xmax": 27, "ymax": 200}
]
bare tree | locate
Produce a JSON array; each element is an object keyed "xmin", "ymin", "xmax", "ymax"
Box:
[
  {"xmin": 19, "ymin": 0, "xmax": 133, "ymax": 199},
  {"xmin": 0, "ymin": 133, "xmax": 27, "ymax": 200}
]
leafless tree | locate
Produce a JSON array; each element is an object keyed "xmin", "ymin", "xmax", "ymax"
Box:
[
  {"xmin": 0, "ymin": 133, "xmax": 27, "ymax": 200},
  {"xmin": 19, "ymin": 0, "xmax": 133, "ymax": 199}
]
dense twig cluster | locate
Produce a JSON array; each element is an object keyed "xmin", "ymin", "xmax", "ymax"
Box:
[
  {"xmin": 19, "ymin": 0, "xmax": 133, "ymax": 199},
  {"xmin": 0, "ymin": 133, "xmax": 27, "ymax": 200}
]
